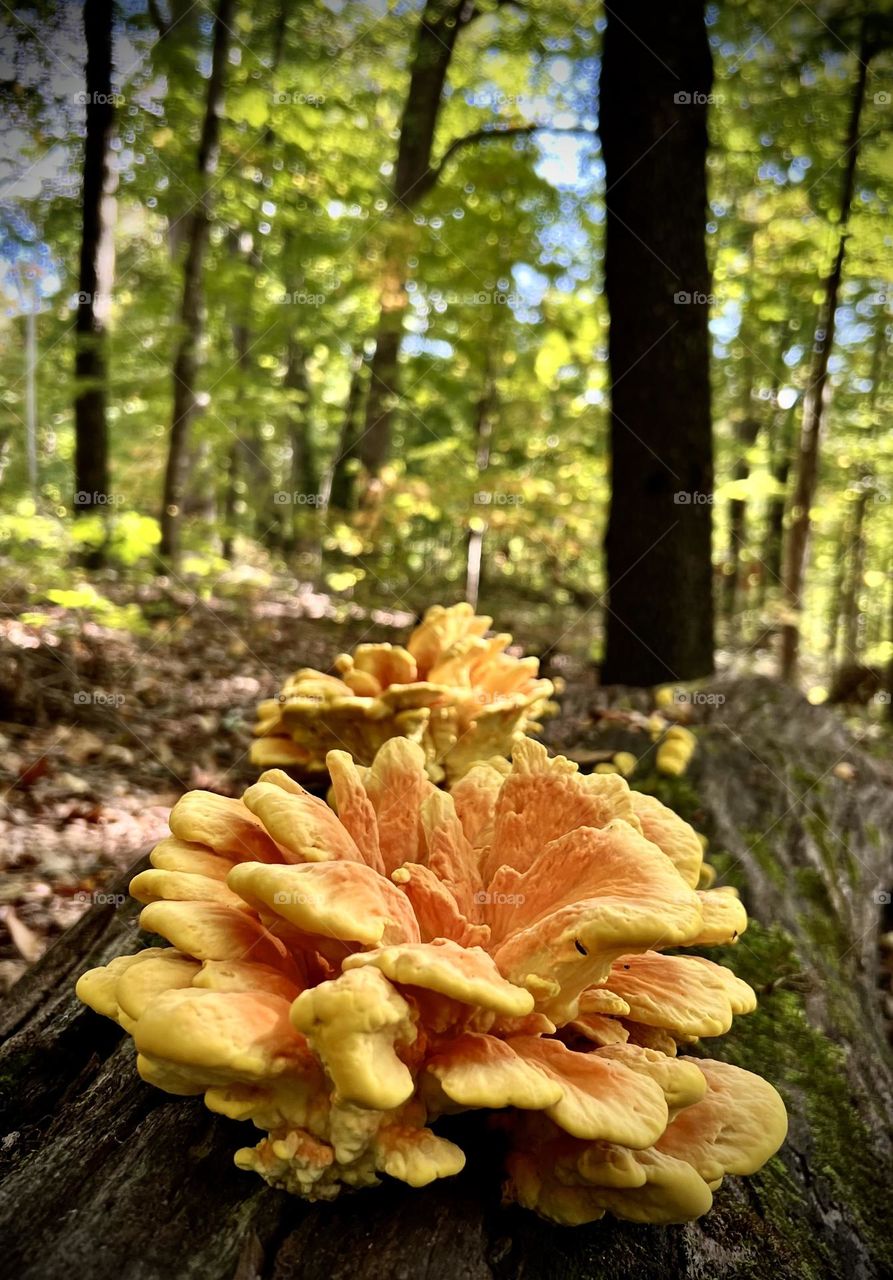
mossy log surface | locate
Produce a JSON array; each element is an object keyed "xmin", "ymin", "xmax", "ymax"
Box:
[{"xmin": 1, "ymin": 676, "xmax": 891, "ymax": 1280}]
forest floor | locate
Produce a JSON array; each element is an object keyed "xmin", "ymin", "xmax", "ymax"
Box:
[
  {"xmin": 0, "ymin": 580, "xmax": 886, "ymax": 993},
  {"xmin": 0, "ymin": 583, "xmax": 606, "ymax": 989}
]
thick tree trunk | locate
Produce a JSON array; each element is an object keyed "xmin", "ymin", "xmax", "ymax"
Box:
[
  {"xmin": 600, "ymin": 0, "xmax": 715, "ymax": 685},
  {"xmin": 158, "ymin": 0, "xmax": 235, "ymax": 568},
  {"xmin": 354, "ymin": 0, "xmax": 466, "ymax": 495},
  {"xmin": 1, "ymin": 679, "xmax": 891, "ymax": 1278},
  {"xmin": 779, "ymin": 33, "xmax": 869, "ymax": 680},
  {"xmin": 74, "ymin": 0, "xmax": 116, "ymax": 561}
]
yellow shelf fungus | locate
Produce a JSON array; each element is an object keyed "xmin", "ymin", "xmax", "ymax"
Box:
[
  {"xmin": 77, "ymin": 736, "xmax": 786, "ymax": 1224},
  {"xmin": 251, "ymin": 603, "xmax": 558, "ymax": 782}
]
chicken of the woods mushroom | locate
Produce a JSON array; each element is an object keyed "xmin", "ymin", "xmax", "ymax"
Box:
[
  {"xmin": 250, "ymin": 602, "xmax": 557, "ymax": 782},
  {"xmin": 77, "ymin": 737, "xmax": 786, "ymax": 1225}
]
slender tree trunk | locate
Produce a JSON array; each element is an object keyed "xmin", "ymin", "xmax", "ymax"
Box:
[
  {"xmin": 325, "ymin": 350, "xmax": 367, "ymax": 511},
  {"xmin": 836, "ymin": 314, "xmax": 885, "ymax": 664},
  {"xmin": 354, "ymin": 0, "xmax": 467, "ymax": 497},
  {"xmin": 723, "ymin": 414, "xmax": 761, "ymax": 623},
  {"xmin": 753, "ymin": 329, "xmax": 790, "ymax": 609},
  {"xmin": 887, "ymin": 563, "xmax": 893, "ymax": 723},
  {"xmin": 723, "ymin": 323, "xmax": 763, "ymax": 623},
  {"xmin": 282, "ymin": 337, "xmax": 320, "ymax": 558},
  {"xmin": 840, "ymin": 486, "xmax": 871, "ymax": 661},
  {"xmin": 74, "ymin": 0, "xmax": 116, "ymax": 563},
  {"xmin": 220, "ymin": 308, "xmax": 256, "ymax": 563},
  {"xmin": 158, "ymin": 0, "xmax": 235, "ymax": 568},
  {"xmin": 826, "ymin": 515, "xmax": 848, "ymax": 666},
  {"xmin": 24, "ymin": 309, "xmax": 38, "ymax": 499},
  {"xmin": 762, "ymin": 402, "xmax": 796, "ymax": 598},
  {"xmin": 465, "ymin": 367, "xmax": 495, "ymax": 610},
  {"xmin": 600, "ymin": 0, "xmax": 715, "ymax": 685},
  {"xmin": 221, "ymin": 440, "xmax": 240, "ymax": 562},
  {"xmin": 779, "ymin": 30, "xmax": 870, "ymax": 680}
]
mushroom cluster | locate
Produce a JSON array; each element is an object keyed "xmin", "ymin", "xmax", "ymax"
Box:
[
  {"xmin": 251, "ymin": 603, "xmax": 556, "ymax": 781},
  {"xmin": 76, "ymin": 737, "xmax": 786, "ymax": 1224}
]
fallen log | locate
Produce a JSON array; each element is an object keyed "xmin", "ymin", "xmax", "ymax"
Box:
[{"xmin": 1, "ymin": 677, "xmax": 891, "ymax": 1279}]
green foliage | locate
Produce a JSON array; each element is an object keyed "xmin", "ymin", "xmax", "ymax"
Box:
[{"xmin": 1, "ymin": 0, "xmax": 891, "ymax": 668}]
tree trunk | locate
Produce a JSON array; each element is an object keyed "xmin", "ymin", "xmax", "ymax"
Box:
[
  {"xmin": 158, "ymin": 0, "xmax": 235, "ymax": 568},
  {"xmin": 220, "ymin": 308, "xmax": 260, "ymax": 563},
  {"xmin": 779, "ymin": 30, "xmax": 870, "ymax": 681},
  {"xmin": 723, "ymin": 416, "xmax": 760, "ymax": 623},
  {"xmin": 354, "ymin": 0, "xmax": 467, "ymax": 495},
  {"xmin": 1, "ymin": 678, "xmax": 891, "ymax": 1278},
  {"xmin": 282, "ymin": 337, "xmax": 321, "ymax": 559},
  {"xmin": 826, "ymin": 514, "xmax": 848, "ymax": 666},
  {"xmin": 465, "ymin": 366, "xmax": 495, "ymax": 610},
  {"xmin": 25, "ymin": 309, "xmax": 38, "ymax": 499},
  {"xmin": 325, "ymin": 350, "xmax": 368, "ymax": 511},
  {"xmin": 840, "ymin": 486, "xmax": 871, "ymax": 662},
  {"xmin": 221, "ymin": 439, "xmax": 240, "ymax": 562},
  {"xmin": 74, "ymin": 0, "xmax": 116, "ymax": 563},
  {"xmin": 887, "ymin": 564, "xmax": 893, "ymax": 724},
  {"xmin": 761, "ymin": 403, "xmax": 796, "ymax": 601},
  {"xmin": 600, "ymin": 0, "xmax": 715, "ymax": 686}
]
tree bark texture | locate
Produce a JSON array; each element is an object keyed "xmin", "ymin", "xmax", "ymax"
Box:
[
  {"xmin": 600, "ymin": 0, "xmax": 716, "ymax": 686},
  {"xmin": 158, "ymin": 0, "xmax": 235, "ymax": 566},
  {"xmin": 74, "ymin": 0, "xmax": 116, "ymax": 539},
  {"xmin": 779, "ymin": 31, "xmax": 869, "ymax": 680},
  {"xmin": 355, "ymin": 0, "xmax": 467, "ymax": 488}
]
